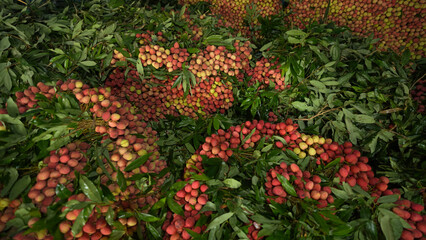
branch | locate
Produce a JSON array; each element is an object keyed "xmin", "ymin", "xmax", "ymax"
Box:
[
  {"xmin": 410, "ymin": 73, "xmax": 425, "ymax": 90},
  {"xmin": 295, "ymin": 106, "xmax": 342, "ymax": 121}
]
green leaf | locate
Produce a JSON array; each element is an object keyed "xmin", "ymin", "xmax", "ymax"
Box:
[
  {"xmin": 79, "ymin": 61, "xmax": 97, "ymax": 67},
  {"xmin": 330, "ymin": 45, "xmax": 341, "ymax": 61},
  {"xmin": 55, "ymin": 184, "xmax": 72, "ymax": 200},
  {"xmin": 251, "ymin": 97, "xmax": 260, "ymax": 116},
  {"xmin": 331, "ymin": 188, "xmax": 349, "ymax": 200},
  {"xmin": 389, "ymin": 217, "xmax": 403, "ymax": 239},
  {"xmin": 136, "ymin": 58, "xmax": 144, "ymax": 79},
  {"xmin": 213, "ymin": 116, "xmax": 220, "ymax": 130},
  {"xmin": 106, "ymin": 207, "xmax": 115, "ymax": 225},
  {"xmin": 152, "ymin": 197, "xmax": 166, "ymax": 210},
  {"xmin": 136, "ymin": 212, "xmax": 160, "ymax": 222},
  {"xmin": 325, "ymin": 158, "xmax": 340, "ymax": 169},
  {"xmin": 72, "ymin": 20, "xmax": 83, "ymax": 39},
  {"xmin": 50, "ymin": 48, "xmax": 65, "ymax": 55},
  {"xmin": 285, "ymin": 149, "xmax": 299, "ymax": 160},
  {"xmin": 124, "ymin": 152, "xmax": 153, "ymax": 172},
  {"xmin": 171, "ymin": 181, "xmax": 188, "ymax": 191},
  {"xmin": 71, "ymin": 204, "xmax": 94, "ymax": 236},
  {"xmin": 167, "ymin": 196, "xmax": 184, "ymax": 216},
  {"xmin": 272, "ymin": 136, "xmax": 287, "ymax": 144},
  {"xmin": 201, "ymin": 201, "xmax": 217, "ymax": 212},
  {"xmin": 185, "ymin": 143, "xmax": 195, "ymax": 153},
  {"xmin": 258, "ymin": 224, "xmax": 278, "ymax": 237},
  {"xmin": 146, "ymin": 223, "xmax": 162, "ymax": 239},
  {"xmin": 172, "ymin": 75, "xmax": 182, "ymax": 89},
  {"xmin": 380, "ymin": 215, "xmax": 396, "ymax": 240},
  {"xmin": 117, "ymin": 170, "xmax": 127, "ymax": 192},
  {"xmin": 401, "ymin": 50, "xmax": 411, "ymax": 66},
  {"xmin": 109, "ymin": 229, "xmax": 126, "ymax": 240},
  {"xmin": 79, "ymin": 176, "xmax": 102, "ymax": 203},
  {"xmin": 260, "ymin": 42, "xmax": 272, "ymax": 52},
  {"xmin": 223, "ymin": 179, "xmax": 241, "ymax": 189},
  {"xmin": 109, "ymin": 0, "xmax": 125, "ymax": 8},
  {"xmin": 379, "ymin": 209, "xmax": 411, "ymax": 229},
  {"xmin": 261, "ymin": 144, "xmax": 273, "ymax": 152},
  {"xmin": 241, "ymin": 127, "xmax": 256, "ymax": 144},
  {"xmin": 187, "ymin": 48, "xmax": 200, "ymax": 54},
  {"xmin": 9, "ymin": 175, "xmax": 31, "ymax": 200},
  {"xmin": 310, "ymin": 80, "xmax": 326, "ymax": 90},
  {"xmin": 104, "ymin": 52, "xmax": 113, "ymax": 68},
  {"xmin": 0, "ymin": 37, "xmax": 11, "ymax": 53},
  {"xmin": 377, "ymin": 194, "xmax": 399, "ymax": 204},
  {"xmin": 291, "ymin": 101, "xmax": 311, "ymax": 112},
  {"xmin": 0, "ymin": 67, "xmax": 12, "ymax": 91},
  {"xmin": 338, "ymin": 72, "xmax": 354, "ymax": 84},
  {"xmin": 354, "ymin": 114, "xmax": 375, "ymax": 124},
  {"xmin": 342, "ymin": 182, "xmax": 354, "ymax": 195},
  {"xmin": 286, "ymin": 30, "xmax": 307, "ymax": 37},
  {"xmin": 206, "ymin": 212, "xmax": 234, "ymax": 231},
  {"xmin": 288, "ymin": 36, "xmax": 302, "ymax": 44},
  {"xmin": 332, "ymin": 223, "xmax": 354, "ymax": 236},
  {"xmin": 1, "ymin": 169, "xmax": 18, "ymax": 197},
  {"xmin": 276, "ymin": 175, "xmax": 297, "ymax": 197},
  {"xmin": 6, "ymin": 97, "xmax": 19, "ymax": 117},
  {"xmin": 309, "ymin": 45, "xmax": 329, "ymax": 63}
]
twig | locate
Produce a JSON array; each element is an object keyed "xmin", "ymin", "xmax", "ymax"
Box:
[
  {"xmin": 410, "ymin": 73, "xmax": 425, "ymax": 90},
  {"xmin": 375, "ymin": 122, "xmax": 409, "ymax": 140},
  {"xmin": 295, "ymin": 106, "xmax": 342, "ymax": 121},
  {"xmin": 8, "ymin": 34, "xmax": 30, "ymax": 48}
]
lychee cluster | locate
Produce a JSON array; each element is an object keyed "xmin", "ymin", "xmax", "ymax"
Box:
[
  {"xmin": 184, "ymin": 119, "xmax": 301, "ymax": 177},
  {"xmin": 284, "ymin": 0, "xmax": 425, "ymax": 59},
  {"xmin": 111, "ymin": 49, "xmax": 129, "ymax": 66},
  {"xmin": 0, "ymin": 199, "xmax": 21, "ymax": 233},
  {"xmin": 65, "ymin": 79, "xmax": 170, "ymax": 210},
  {"xmin": 59, "ymin": 194, "xmax": 115, "ymax": 240},
  {"xmin": 188, "ymin": 42, "xmax": 252, "ymax": 79},
  {"xmin": 393, "ymin": 199, "xmax": 425, "ymax": 240},
  {"xmin": 138, "ymin": 42, "xmax": 189, "ymax": 72},
  {"xmin": 3, "ymin": 77, "xmax": 169, "ymax": 238},
  {"xmin": 265, "ymin": 162, "xmax": 335, "ymax": 208},
  {"xmin": 11, "ymin": 79, "xmax": 91, "ymax": 115},
  {"xmin": 411, "ymin": 80, "xmax": 425, "ymax": 114},
  {"xmin": 162, "ymin": 181, "xmax": 210, "ymax": 240},
  {"xmin": 13, "ymin": 82, "xmax": 57, "ymax": 114},
  {"xmin": 199, "ymin": 119, "xmax": 300, "ymax": 159},
  {"xmin": 246, "ymin": 57, "xmax": 288, "ymax": 91},
  {"xmin": 104, "ymin": 40, "xmax": 254, "ymax": 121},
  {"xmin": 135, "ymin": 31, "xmax": 167, "ymax": 45},
  {"xmin": 267, "ymin": 111, "xmax": 278, "ymax": 122},
  {"xmin": 247, "ymin": 221, "xmax": 263, "ymax": 240},
  {"xmin": 180, "ymin": 0, "xmax": 282, "ymax": 37},
  {"xmin": 60, "ymin": 194, "xmax": 146, "ymax": 239},
  {"xmin": 102, "ymin": 130, "xmax": 168, "ymax": 208},
  {"xmin": 288, "ymin": 133, "xmax": 394, "ymax": 198},
  {"xmin": 0, "ymin": 199, "xmax": 53, "ymax": 240},
  {"xmin": 181, "ymin": 119, "xmax": 424, "ymax": 229},
  {"xmin": 27, "ymin": 142, "xmax": 90, "ymax": 213}
]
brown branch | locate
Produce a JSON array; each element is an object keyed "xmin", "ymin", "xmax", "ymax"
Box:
[
  {"xmin": 410, "ymin": 73, "xmax": 425, "ymax": 90},
  {"xmin": 295, "ymin": 106, "xmax": 342, "ymax": 121}
]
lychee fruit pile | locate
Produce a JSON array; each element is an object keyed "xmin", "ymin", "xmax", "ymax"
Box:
[
  {"xmin": 105, "ymin": 39, "xmax": 254, "ymax": 121},
  {"xmin": 284, "ymin": 0, "xmax": 425, "ymax": 59},
  {"xmin": 265, "ymin": 162, "xmax": 335, "ymax": 208},
  {"xmin": 179, "ymin": 0, "xmax": 282, "ymax": 38},
  {"xmin": 246, "ymin": 57, "xmax": 288, "ymax": 90},
  {"xmin": 27, "ymin": 141, "xmax": 90, "ymax": 213},
  {"xmin": 162, "ymin": 181, "xmax": 210, "ymax": 240},
  {"xmin": 411, "ymin": 79, "xmax": 425, "ymax": 114},
  {"xmin": 393, "ymin": 199, "xmax": 426, "ymax": 239}
]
